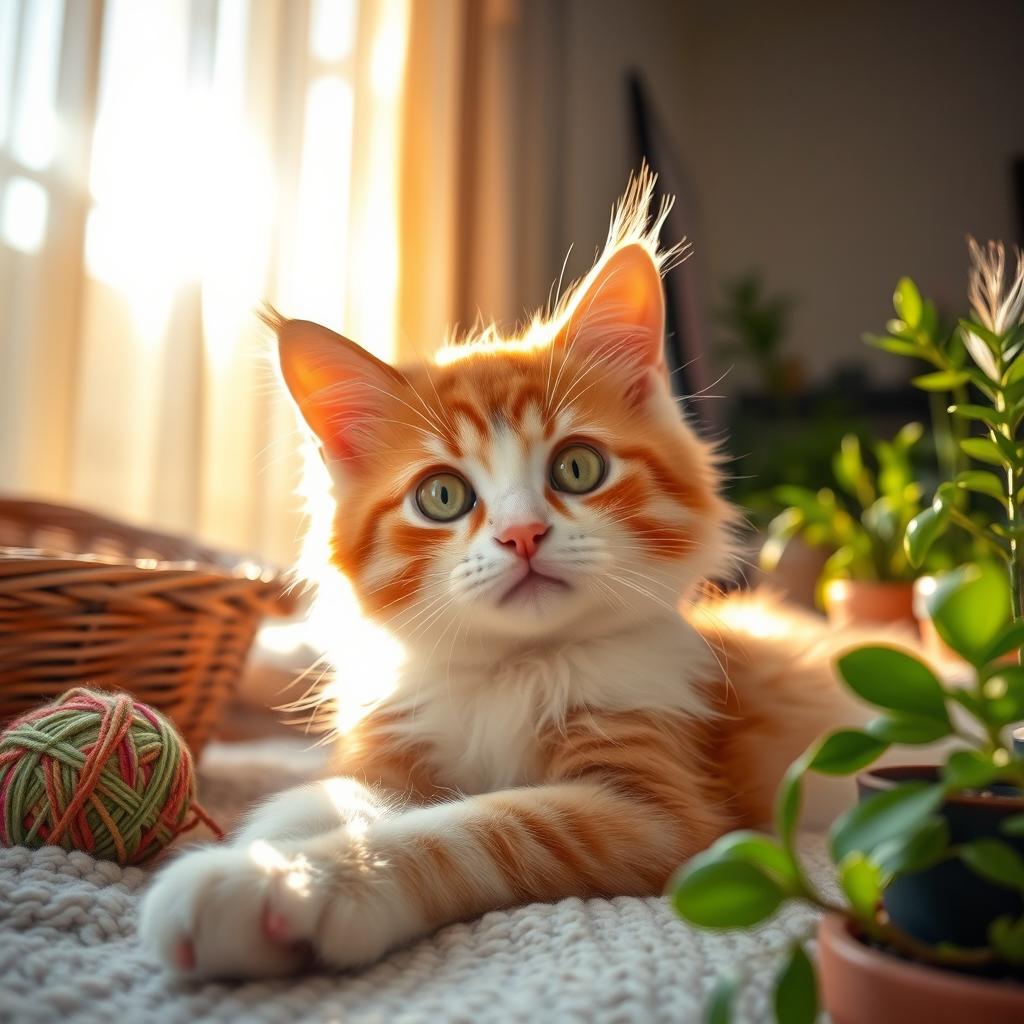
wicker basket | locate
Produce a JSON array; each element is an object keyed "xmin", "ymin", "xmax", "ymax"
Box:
[{"xmin": 0, "ymin": 498, "xmax": 297, "ymax": 756}]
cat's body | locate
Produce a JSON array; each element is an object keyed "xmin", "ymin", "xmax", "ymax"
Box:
[{"xmin": 140, "ymin": 173, "xmax": 871, "ymax": 978}]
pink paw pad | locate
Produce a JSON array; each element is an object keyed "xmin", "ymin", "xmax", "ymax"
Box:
[
  {"xmin": 173, "ymin": 939, "xmax": 196, "ymax": 971},
  {"xmin": 262, "ymin": 904, "xmax": 294, "ymax": 943}
]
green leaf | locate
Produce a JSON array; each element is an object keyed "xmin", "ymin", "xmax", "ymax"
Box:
[
  {"xmin": 948, "ymin": 404, "xmax": 1003, "ymax": 428},
  {"xmin": 894, "ymin": 278, "xmax": 923, "ymax": 330},
  {"xmin": 912, "ymin": 370, "xmax": 970, "ymax": 391},
  {"xmin": 959, "ymin": 838, "xmax": 1024, "ymax": 893},
  {"xmin": 831, "ymin": 782, "xmax": 945, "ymax": 862},
  {"xmin": 705, "ymin": 974, "xmax": 737, "ymax": 1024},
  {"xmin": 864, "ymin": 714, "xmax": 952, "ymax": 745},
  {"xmin": 865, "ymin": 335, "xmax": 923, "ymax": 358},
  {"xmin": 926, "ymin": 563, "xmax": 1012, "ymax": 665},
  {"xmin": 871, "ymin": 816, "xmax": 950, "ymax": 878},
  {"xmin": 774, "ymin": 945, "xmax": 818, "ymax": 1024},
  {"xmin": 1007, "ymin": 357, "xmax": 1024, "ymax": 386},
  {"xmin": 993, "ymin": 430, "xmax": 1020, "ymax": 462},
  {"xmin": 989, "ymin": 915, "xmax": 1024, "ymax": 965},
  {"xmin": 985, "ymin": 621, "xmax": 1024, "ymax": 663},
  {"xmin": 704, "ymin": 831, "xmax": 799, "ymax": 891},
  {"xmin": 904, "ymin": 501, "xmax": 951, "ymax": 568},
  {"xmin": 943, "ymin": 750, "xmax": 1002, "ymax": 791},
  {"xmin": 959, "ymin": 318, "xmax": 1004, "ymax": 353},
  {"xmin": 954, "ymin": 469, "xmax": 1007, "ymax": 503},
  {"xmin": 807, "ymin": 729, "xmax": 888, "ymax": 776},
  {"xmin": 671, "ymin": 859, "xmax": 786, "ymax": 928},
  {"xmin": 838, "ymin": 852, "xmax": 882, "ymax": 917},
  {"xmin": 837, "ymin": 647, "xmax": 950, "ymax": 724},
  {"xmin": 760, "ymin": 508, "xmax": 804, "ymax": 573},
  {"xmin": 1001, "ymin": 814, "xmax": 1024, "ymax": 838},
  {"xmin": 775, "ymin": 758, "xmax": 806, "ymax": 851},
  {"xmin": 960, "ymin": 437, "xmax": 1006, "ymax": 466},
  {"xmin": 832, "ymin": 434, "xmax": 872, "ymax": 504}
]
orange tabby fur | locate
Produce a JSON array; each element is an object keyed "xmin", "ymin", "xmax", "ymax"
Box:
[{"xmin": 140, "ymin": 170, "xmax": 875, "ymax": 979}]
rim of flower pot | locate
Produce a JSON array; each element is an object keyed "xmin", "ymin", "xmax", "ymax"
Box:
[
  {"xmin": 822, "ymin": 578, "xmax": 915, "ymax": 596},
  {"xmin": 858, "ymin": 764, "xmax": 1024, "ymax": 810},
  {"xmin": 818, "ymin": 914, "xmax": 1024, "ymax": 1020}
]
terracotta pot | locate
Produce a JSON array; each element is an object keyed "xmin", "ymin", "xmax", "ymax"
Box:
[
  {"xmin": 858, "ymin": 766, "xmax": 1024, "ymax": 947},
  {"xmin": 818, "ymin": 914, "xmax": 1024, "ymax": 1024},
  {"xmin": 822, "ymin": 579, "xmax": 916, "ymax": 629}
]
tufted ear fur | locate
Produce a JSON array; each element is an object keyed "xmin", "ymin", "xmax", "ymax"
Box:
[
  {"xmin": 558, "ymin": 243, "xmax": 666, "ymax": 381},
  {"xmin": 270, "ymin": 314, "xmax": 406, "ymax": 461}
]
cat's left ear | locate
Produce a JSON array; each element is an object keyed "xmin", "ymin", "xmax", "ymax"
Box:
[
  {"xmin": 558, "ymin": 243, "xmax": 665, "ymax": 383},
  {"xmin": 270, "ymin": 313, "xmax": 406, "ymax": 462}
]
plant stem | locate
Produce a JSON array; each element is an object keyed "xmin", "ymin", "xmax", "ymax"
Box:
[
  {"xmin": 996, "ymin": 385, "xmax": 1024, "ymax": 662},
  {"xmin": 812, "ymin": 899, "xmax": 998, "ymax": 969}
]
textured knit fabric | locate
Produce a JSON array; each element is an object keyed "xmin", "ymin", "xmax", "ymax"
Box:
[{"xmin": 0, "ymin": 741, "xmax": 833, "ymax": 1024}]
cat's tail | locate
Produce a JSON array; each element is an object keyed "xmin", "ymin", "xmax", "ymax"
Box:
[{"xmin": 690, "ymin": 588, "xmax": 951, "ymax": 829}]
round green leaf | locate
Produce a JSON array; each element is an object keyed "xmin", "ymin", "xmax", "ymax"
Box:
[
  {"xmin": 830, "ymin": 782, "xmax": 945, "ymax": 862},
  {"xmin": 943, "ymin": 750, "xmax": 1002, "ymax": 791},
  {"xmin": 838, "ymin": 852, "xmax": 882, "ymax": 918},
  {"xmin": 984, "ymin": 621, "xmax": 1024, "ymax": 663},
  {"xmin": 871, "ymin": 816, "xmax": 950, "ymax": 878},
  {"xmin": 926, "ymin": 563, "xmax": 1011, "ymax": 665},
  {"xmin": 672, "ymin": 860, "xmax": 786, "ymax": 929},
  {"xmin": 807, "ymin": 730, "xmax": 888, "ymax": 776},
  {"xmin": 837, "ymin": 646, "xmax": 950, "ymax": 724},
  {"xmin": 774, "ymin": 757, "xmax": 807, "ymax": 850},
  {"xmin": 865, "ymin": 714, "xmax": 952, "ymax": 745},
  {"xmin": 959, "ymin": 839, "xmax": 1024, "ymax": 893},
  {"xmin": 706, "ymin": 831, "xmax": 799, "ymax": 890},
  {"xmin": 904, "ymin": 503, "xmax": 951, "ymax": 568},
  {"xmin": 774, "ymin": 944, "xmax": 818, "ymax": 1024}
]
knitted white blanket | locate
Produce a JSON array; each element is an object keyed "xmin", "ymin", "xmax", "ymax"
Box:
[{"xmin": 0, "ymin": 741, "xmax": 831, "ymax": 1024}]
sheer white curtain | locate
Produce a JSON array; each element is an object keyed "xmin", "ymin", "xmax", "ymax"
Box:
[{"xmin": 0, "ymin": 0, "xmax": 409, "ymax": 567}]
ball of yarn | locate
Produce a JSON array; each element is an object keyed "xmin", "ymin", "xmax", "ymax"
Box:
[{"xmin": 0, "ymin": 688, "xmax": 220, "ymax": 865}]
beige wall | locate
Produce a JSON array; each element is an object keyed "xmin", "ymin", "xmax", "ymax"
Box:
[{"xmin": 548, "ymin": 0, "xmax": 1024, "ymax": 389}]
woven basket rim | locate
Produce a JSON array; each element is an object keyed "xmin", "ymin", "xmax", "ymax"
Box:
[{"xmin": 0, "ymin": 543, "xmax": 285, "ymax": 584}]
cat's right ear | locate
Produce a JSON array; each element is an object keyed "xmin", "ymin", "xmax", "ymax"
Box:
[{"xmin": 269, "ymin": 314, "xmax": 404, "ymax": 462}]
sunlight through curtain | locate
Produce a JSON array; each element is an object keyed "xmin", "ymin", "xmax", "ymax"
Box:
[{"xmin": 0, "ymin": 0, "xmax": 409, "ymax": 566}]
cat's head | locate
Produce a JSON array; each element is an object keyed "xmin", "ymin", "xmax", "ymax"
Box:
[{"xmin": 273, "ymin": 181, "xmax": 736, "ymax": 647}]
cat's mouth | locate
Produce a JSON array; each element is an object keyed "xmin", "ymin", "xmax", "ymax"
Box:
[{"xmin": 499, "ymin": 568, "xmax": 569, "ymax": 606}]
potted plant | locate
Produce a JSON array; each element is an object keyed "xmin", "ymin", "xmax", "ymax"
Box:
[
  {"xmin": 672, "ymin": 564, "xmax": 1024, "ymax": 1023},
  {"xmin": 670, "ymin": 241, "xmax": 1024, "ymax": 1023},
  {"xmin": 759, "ymin": 423, "xmax": 932, "ymax": 628},
  {"xmin": 874, "ymin": 248, "xmax": 1024, "ymax": 664}
]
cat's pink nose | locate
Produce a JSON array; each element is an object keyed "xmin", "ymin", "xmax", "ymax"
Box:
[{"xmin": 496, "ymin": 522, "xmax": 548, "ymax": 560}]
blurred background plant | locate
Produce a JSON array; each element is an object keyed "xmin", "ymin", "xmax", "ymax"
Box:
[
  {"xmin": 759, "ymin": 424, "xmax": 937, "ymax": 595},
  {"xmin": 716, "ymin": 272, "xmax": 799, "ymax": 400}
]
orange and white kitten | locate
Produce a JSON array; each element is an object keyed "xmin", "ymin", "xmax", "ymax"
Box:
[{"xmin": 140, "ymin": 175, "xmax": 867, "ymax": 978}]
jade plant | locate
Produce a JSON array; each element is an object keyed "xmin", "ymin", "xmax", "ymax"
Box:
[
  {"xmin": 672, "ymin": 242, "xmax": 1024, "ymax": 1022},
  {"xmin": 759, "ymin": 423, "xmax": 935, "ymax": 596},
  {"xmin": 671, "ymin": 564, "xmax": 1024, "ymax": 1023}
]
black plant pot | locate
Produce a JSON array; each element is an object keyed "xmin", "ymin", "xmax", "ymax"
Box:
[{"xmin": 857, "ymin": 765, "xmax": 1024, "ymax": 949}]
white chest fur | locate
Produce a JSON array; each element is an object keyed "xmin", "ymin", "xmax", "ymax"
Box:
[{"xmin": 383, "ymin": 613, "xmax": 717, "ymax": 794}]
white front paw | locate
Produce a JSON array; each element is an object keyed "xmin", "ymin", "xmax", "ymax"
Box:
[
  {"xmin": 138, "ymin": 842, "xmax": 321, "ymax": 979},
  {"xmin": 139, "ymin": 836, "xmax": 424, "ymax": 978}
]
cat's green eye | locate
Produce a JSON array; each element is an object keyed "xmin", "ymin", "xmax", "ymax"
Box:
[
  {"xmin": 415, "ymin": 472, "xmax": 475, "ymax": 522},
  {"xmin": 550, "ymin": 444, "xmax": 605, "ymax": 494}
]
